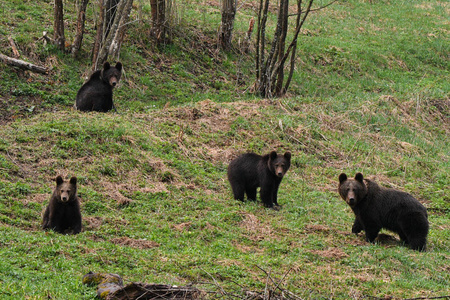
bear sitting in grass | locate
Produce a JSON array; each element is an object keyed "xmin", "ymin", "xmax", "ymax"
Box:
[
  {"xmin": 227, "ymin": 151, "xmax": 291, "ymax": 209},
  {"xmin": 76, "ymin": 62, "xmax": 122, "ymax": 112},
  {"xmin": 42, "ymin": 176, "xmax": 82, "ymax": 234},
  {"xmin": 338, "ymin": 172, "xmax": 429, "ymax": 251}
]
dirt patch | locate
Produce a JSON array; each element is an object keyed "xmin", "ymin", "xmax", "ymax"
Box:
[
  {"xmin": 29, "ymin": 193, "xmax": 49, "ymax": 204},
  {"xmin": 310, "ymin": 247, "xmax": 349, "ymax": 259},
  {"xmin": 110, "ymin": 237, "xmax": 159, "ymax": 249},
  {"xmin": 304, "ymin": 224, "xmax": 349, "ymax": 236},
  {"xmin": 84, "ymin": 216, "xmax": 104, "ymax": 230},
  {"xmin": 99, "ymin": 181, "xmax": 168, "ymax": 205},
  {"xmin": 172, "ymin": 222, "xmax": 192, "ymax": 231},
  {"xmin": 239, "ymin": 212, "xmax": 274, "ymax": 241},
  {"xmin": 347, "ymin": 234, "xmax": 369, "ymax": 246},
  {"xmin": 305, "ymin": 224, "xmax": 330, "ymax": 233}
]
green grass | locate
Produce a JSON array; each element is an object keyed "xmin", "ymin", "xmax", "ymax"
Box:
[{"xmin": 0, "ymin": 0, "xmax": 449, "ymax": 299}]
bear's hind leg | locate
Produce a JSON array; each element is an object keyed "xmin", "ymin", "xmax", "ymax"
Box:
[
  {"xmin": 408, "ymin": 236, "xmax": 427, "ymax": 251},
  {"xmin": 364, "ymin": 227, "xmax": 381, "ymax": 243},
  {"xmin": 399, "ymin": 213, "xmax": 429, "ymax": 251},
  {"xmin": 42, "ymin": 206, "xmax": 50, "ymax": 229}
]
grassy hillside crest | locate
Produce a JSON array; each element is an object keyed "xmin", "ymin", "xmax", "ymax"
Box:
[{"xmin": 0, "ymin": 0, "xmax": 449, "ymax": 299}]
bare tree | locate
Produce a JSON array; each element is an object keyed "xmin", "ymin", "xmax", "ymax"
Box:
[
  {"xmin": 218, "ymin": 0, "xmax": 237, "ymax": 50},
  {"xmin": 255, "ymin": 0, "xmax": 319, "ymax": 98},
  {"xmin": 92, "ymin": 0, "xmax": 104, "ymax": 67},
  {"xmin": 109, "ymin": 0, "xmax": 134, "ymax": 59},
  {"xmin": 104, "ymin": 0, "xmax": 120, "ymax": 39},
  {"xmin": 53, "ymin": 0, "xmax": 65, "ymax": 51},
  {"xmin": 150, "ymin": 0, "xmax": 166, "ymax": 45},
  {"xmin": 94, "ymin": 0, "xmax": 134, "ymax": 69},
  {"xmin": 72, "ymin": 0, "xmax": 90, "ymax": 57}
]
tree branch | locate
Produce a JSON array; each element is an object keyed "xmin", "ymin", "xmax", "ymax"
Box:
[{"xmin": 0, "ymin": 53, "xmax": 48, "ymax": 74}]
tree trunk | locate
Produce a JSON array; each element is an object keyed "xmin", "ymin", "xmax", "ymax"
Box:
[
  {"xmin": 150, "ymin": 0, "xmax": 166, "ymax": 45},
  {"xmin": 96, "ymin": 0, "xmax": 133, "ymax": 69},
  {"xmin": 104, "ymin": 0, "xmax": 120, "ymax": 40},
  {"xmin": 92, "ymin": 0, "xmax": 105, "ymax": 68},
  {"xmin": 53, "ymin": 0, "xmax": 65, "ymax": 51},
  {"xmin": 109, "ymin": 0, "xmax": 134, "ymax": 60},
  {"xmin": 218, "ymin": 0, "xmax": 236, "ymax": 50},
  {"xmin": 255, "ymin": 0, "xmax": 317, "ymax": 98},
  {"xmin": 72, "ymin": 0, "xmax": 90, "ymax": 57},
  {"xmin": 273, "ymin": 0, "xmax": 288, "ymax": 96},
  {"xmin": 256, "ymin": 0, "xmax": 270, "ymax": 92}
]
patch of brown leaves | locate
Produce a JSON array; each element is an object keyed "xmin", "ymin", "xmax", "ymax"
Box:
[{"xmin": 110, "ymin": 237, "xmax": 159, "ymax": 249}]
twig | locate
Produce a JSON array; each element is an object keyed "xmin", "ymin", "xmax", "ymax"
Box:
[
  {"xmin": 8, "ymin": 36, "xmax": 20, "ymax": 58},
  {"xmin": 199, "ymin": 267, "xmax": 230, "ymax": 299},
  {"xmin": 288, "ymin": 0, "xmax": 338, "ymax": 17}
]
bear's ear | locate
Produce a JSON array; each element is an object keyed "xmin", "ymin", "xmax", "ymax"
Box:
[
  {"xmin": 355, "ymin": 173, "xmax": 364, "ymax": 183},
  {"xmin": 269, "ymin": 151, "xmax": 278, "ymax": 160},
  {"xmin": 115, "ymin": 62, "xmax": 122, "ymax": 72},
  {"xmin": 69, "ymin": 177, "xmax": 77, "ymax": 185},
  {"xmin": 56, "ymin": 175, "xmax": 64, "ymax": 186},
  {"xmin": 103, "ymin": 62, "xmax": 111, "ymax": 70},
  {"xmin": 338, "ymin": 173, "xmax": 347, "ymax": 184},
  {"xmin": 284, "ymin": 152, "xmax": 291, "ymax": 161}
]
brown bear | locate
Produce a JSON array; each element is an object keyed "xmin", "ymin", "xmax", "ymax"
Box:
[
  {"xmin": 227, "ymin": 151, "xmax": 291, "ymax": 208},
  {"xmin": 75, "ymin": 62, "xmax": 122, "ymax": 112},
  {"xmin": 338, "ymin": 172, "xmax": 429, "ymax": 251},
  {"xmin": 42, "ymin": 176, "xmax": 82, "ymax": 234}
]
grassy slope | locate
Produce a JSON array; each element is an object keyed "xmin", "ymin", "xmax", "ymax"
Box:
[{"xmin": 0, "ymin": 0, "xmax": 449, "ymax": 299}]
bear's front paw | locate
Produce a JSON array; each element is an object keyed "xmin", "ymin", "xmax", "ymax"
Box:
[{"xmin": 352, "ymin": 226, "xmax": 362, "ymax": 234}]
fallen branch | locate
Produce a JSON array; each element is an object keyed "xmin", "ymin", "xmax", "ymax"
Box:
[
  {"xmin": 83, "ymin": 272, "xmax": 203, "ymax": 299},
  {"xmin": 0, "ymin": 53, "xmax": 48, "ymax": 74},
  {"xmin": 107, "ymin": 282, "xmax": 203, "ymax": 300}
]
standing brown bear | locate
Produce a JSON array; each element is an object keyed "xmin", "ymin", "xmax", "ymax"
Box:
[
  {"xmin": 42, "ymin": 176, "xmax": 82, "ymax": 234},
  {"xmin": 227, "ymin": 151, "xmax": 291, "ymax": 208},
  {"xmin": 75, "ymin": 62, "xmax": 122, "ymax": 112},
  {"xmin": 338, "ymin": 172, "xmax": 429, "ymax": 251}
]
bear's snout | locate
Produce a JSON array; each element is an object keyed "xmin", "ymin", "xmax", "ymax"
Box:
[
  {"xmin": 110, "ymin": 78, "xmax": 117, "ymax": 87},
  {"xmin": 275, "ymin": 167, "xmax": 285, "ymax": 177},
  {"xmin": 346, "ymin": 190, "xmax": 357, "ymax": 206},
  {"xmin": 348, "ymin": 197, "xmax": 356, "ymax": 206},
  {"xmin": 60, "ymin": 190, "xmax": 71, "ymax": 202}
]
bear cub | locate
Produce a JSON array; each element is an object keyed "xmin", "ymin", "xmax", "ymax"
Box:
[
  {"xmin": 227, "ymin": 151, "xmax": 291, "ymax": 208},
  {"xmin": 42, "ymin": 176, "xmax": 82, "ymax": 234},
  {"xmin": 338, "ymin": 172, "xmax": 429, "ymax": 251},
  {"xmin": 76, "ymin": 62, "xmax": 122, "ymax": 112}
]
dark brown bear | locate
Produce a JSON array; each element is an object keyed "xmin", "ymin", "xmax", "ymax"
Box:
[
  {"xmin": 338, "ymin": 173, "xmax": 429, "ymax": 251},
  {"xmin": 42, "ymin": 176, "xmax": 82, "ymax": 234},
  {"xmin": 75, "ymin": 62, "xmax": 122, "ymax": 112},
  {"xmin": 227, "ymin": 151, "xmax": 291, "ymax": 208}
]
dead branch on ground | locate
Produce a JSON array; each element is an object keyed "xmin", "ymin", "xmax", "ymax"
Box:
[{"xmin": 0, "ymin": 53, "xmax": 48, "ymax": 74}]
